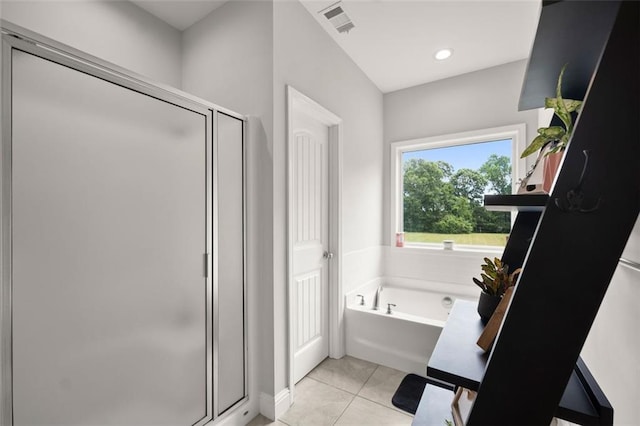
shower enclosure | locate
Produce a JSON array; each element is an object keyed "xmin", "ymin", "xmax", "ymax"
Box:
[{"xmin": 0, "ymin": 22, "xmax": 246, "ymax": 425}]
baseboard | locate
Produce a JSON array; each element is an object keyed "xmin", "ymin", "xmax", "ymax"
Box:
[
  {"xmin": 274, "ymin": 388, "xmax": 291, "ymax": 419},
  {"xmin": 211, "ymin": 397, "xmax": 257, "ymax": 426},
  {"xmin": 259, "ymin": 388, "xmax": 291, "ymax": 421}
]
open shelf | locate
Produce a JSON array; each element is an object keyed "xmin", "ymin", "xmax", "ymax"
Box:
[
  {"xmin": 413, "ymin": 384, "xmax": 455, "ymax": 425},
  {"xmin": 518, "ymin": 0, "xmax": 620, "ymax": 111},
  {"xmin": 427, "ymin": 301, "xmax": 486, "ymax": 389},
  {"xmin": 483, "ymin": 194, "xmax": 548, "ymax": 212},
  {"xmin": 425, "ymin": 300, "xmax": 613, "ymax": 425}
]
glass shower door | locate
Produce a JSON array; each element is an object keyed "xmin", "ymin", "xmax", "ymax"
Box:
[
  {"xmin": 216, "ymin": 112, "xmax": 246, "ymax": 414},
  {"xmin": 9, "ymin": 47, "xmax": 211, "ymax": 426}
]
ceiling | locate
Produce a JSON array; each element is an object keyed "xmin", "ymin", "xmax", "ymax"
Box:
[
  {"xmin": 299, "ymin": 0, "xmax": 541, "ymax": 92},
  {"xmin": 132, "ymin": 0, "xmax": 541, "ymax": 93},
  {"xmin": 131, "ymin": 0, "xmax": 228, "ymax": 30}
]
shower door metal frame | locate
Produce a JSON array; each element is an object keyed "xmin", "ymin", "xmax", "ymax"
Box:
[
  {"xmin": 0, "ymin": 20, "xmax": 245, "ymax": 426},
  {"xmin": 211, "ymin": 111, "xmax": 249, "ymax": 419}
]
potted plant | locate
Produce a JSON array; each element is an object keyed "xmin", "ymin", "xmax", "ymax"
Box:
[
  {"xmin": 519, "ymin": 64, "xmax": 583, "ymax": 193},
  {"xmin": 473, "ymin": 257, "xmax": 522, "ymax": 323}
]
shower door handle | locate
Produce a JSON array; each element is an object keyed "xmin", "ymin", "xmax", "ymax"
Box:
[{"xmin": 323, "ymin": 251, "xmax": 334, "ymax": 260}]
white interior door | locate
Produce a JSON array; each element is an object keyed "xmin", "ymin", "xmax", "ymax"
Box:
[
  {"xmin": 291, "ymin": 109, "xmax": 330, "ymax": 383},
  {"xmin": 7, "ymin": 46, "xmax": 211, "ymax": 426}
]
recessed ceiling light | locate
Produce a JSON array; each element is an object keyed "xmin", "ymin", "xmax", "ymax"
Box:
[{"xmin": 434, "ymin": 48, "xmax": 453, "ymax": 60}]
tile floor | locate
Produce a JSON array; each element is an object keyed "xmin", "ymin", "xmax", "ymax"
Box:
[{"xmin": 248, "ymin": 356, "xmax": 414, "ymax": 426}]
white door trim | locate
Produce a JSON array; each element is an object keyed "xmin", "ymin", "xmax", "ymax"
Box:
[{"xmin": 286, "ymin": 86, "xmax": 343, "ymax": 401}]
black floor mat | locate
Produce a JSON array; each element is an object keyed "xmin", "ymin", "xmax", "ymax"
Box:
[{"xmin": 392, "ymin": 374, "xmax": 454, "ymax": 415}]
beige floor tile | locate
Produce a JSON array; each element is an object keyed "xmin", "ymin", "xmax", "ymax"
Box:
[
  {"xmin": 335, "ymin": 396, "xmax": 413, "ymax": 425},
  {"xmin": 358, "ymin": 365, "xmax": 409, "ymax": 412},
  {"xmin": 246, "ymin": 414, "xmax": 288, "ymax": 426},
  {"xmin": 279, "ymin": 377, "xmax": 354, "ymax": 426},
  {"xmin": 307, "ymin": 356, "xmax": 378, "ymax": 394}
]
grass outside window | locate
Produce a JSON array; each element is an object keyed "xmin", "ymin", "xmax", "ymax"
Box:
[{"xmin": 404, "ymin": 232, "xmax": 509, "ymax": 247}]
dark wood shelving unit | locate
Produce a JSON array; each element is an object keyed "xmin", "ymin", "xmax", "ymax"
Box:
[
  {"xmin": 413, "ymin": 385, "xmax": 454, "ymax": 425},
  {"xmin": 484, "ymin": 194, "xmax": 548, "ymax": 282},
  {"xmin": 518, "ymin": 1, "xmax": 619, "ymax": 110},
  {"xmin": 483, "ymin": 194, "xmax": 548, "ymax": 212},
  {"xmin": 412, "ymin": 1, "xmax": 639, "ymax": 424},
  {"xmin": 423, "ymin": 300, "xmax": 613, "ymax": 425}
]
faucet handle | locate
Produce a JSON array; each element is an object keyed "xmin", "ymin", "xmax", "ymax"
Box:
[
  {"xmin": 356, "ymin": 294, "xmax": 365, "ymax": 306},
  {"xmin": 386, "ymin": 303, "xmax": 396, "ymax": 314}
]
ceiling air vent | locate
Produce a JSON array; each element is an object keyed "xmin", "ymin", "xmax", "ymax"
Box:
[{"xmin": 321, "ymin": 2, "xmax": 355, "ymax": 34}]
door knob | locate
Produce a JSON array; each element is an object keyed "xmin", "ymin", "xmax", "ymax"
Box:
[{"xmin": 323, "ymin": 251, "xmax": 334, "ymax": 260}]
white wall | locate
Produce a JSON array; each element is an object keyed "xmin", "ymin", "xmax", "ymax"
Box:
[
  {"xmin": 183, "ymin": 0, "xmax": 385, "ymax": 412},
  {"xmin": 580, "ymin": 218, "xmax": 640, "ymax": 426},
  {"xmin": 273, "ymin": 1, "xmax": 385, "ymax": 252},
  {"xmin": 181, "ymin": 0, "xmax": 273, "ymax": 130},
  {"xmin": 381, "ymin": 60, "xmax": 540, "ymax": 286},
  {"xmin": 274, "ymin": 11, "xmax": 385, "ymax": 250},
  {"xmin": 181, "ymin": 1, "xmax": 274, "ymax": 421},
  {"xmin": 273, "ymin": 0, "xmax": 384, "ymax": 397},
  {"xmin": 383, "ymin": 60, "xmax": 540, "ymax": 244},
  {"xmin": 384, "ymin": 60, "xmax": 538, "ymax": 149},
  {"xmin": 0, "ymin": 1, "xmax": 182, "ymax": 87}
]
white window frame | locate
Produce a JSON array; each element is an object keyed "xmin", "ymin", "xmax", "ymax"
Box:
[{"xmin": 390, "ymin": 124, "xmax": 527, "ymax": 251}]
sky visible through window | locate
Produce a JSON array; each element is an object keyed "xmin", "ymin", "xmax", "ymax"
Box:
[
  {"xmin": 402, "ymin": 138, "xmax": 512, "ymax": 171},
  {"xmin": 401, "ymin": 138, "xmax": 513, "ymax": 247}
]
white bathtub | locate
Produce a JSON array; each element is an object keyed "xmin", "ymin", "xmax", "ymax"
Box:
[{"xmin": 345, "ymin": 280, "xmax": 478, "ymax": 375}]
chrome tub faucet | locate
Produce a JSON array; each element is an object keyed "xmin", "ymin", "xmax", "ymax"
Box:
[{"xmin": 373, "ymin": 286, "xmax": 383, "ymax": 310}]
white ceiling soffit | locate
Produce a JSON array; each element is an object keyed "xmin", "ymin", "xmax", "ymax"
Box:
[
  {"xmin": 299, "ymin": 0, "xmax": 542, "ymax": 93},
  {"xmin": 131, "ymin": 0, "xmax": 228, "ymax": 31}
]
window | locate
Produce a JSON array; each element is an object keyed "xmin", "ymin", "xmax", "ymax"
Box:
[{"xmin": 390, "ymin": 125, "xmax": 526, "ymax": 249}]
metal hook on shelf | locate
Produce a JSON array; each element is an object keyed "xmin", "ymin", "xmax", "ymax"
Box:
[{"xmin": 554, "ymin": 150, "xmax": 602, "ymax": 213}]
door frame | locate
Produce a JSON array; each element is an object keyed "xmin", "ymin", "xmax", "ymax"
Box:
[{"xmin": 286, "ymin": 86, "xmax": 343, "ymax": 400}]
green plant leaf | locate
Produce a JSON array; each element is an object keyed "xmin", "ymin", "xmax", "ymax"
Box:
[
  {"xmin": 554, "ymin": 64, "xmax": 577, "ymax": 137},
  {"xmin": 545, "ymin": 98, "xmax": 583, "ymax": 113},
  {"xmin": 548, "ymin": 143, "xmax": 564, "ymax": 154},
  {"xmin": 481, "ymin": 263, "xmax": 497, "ymax": 276},
  {"xmin": 475, "ymin": 257, "xmax": 520, "ymax": 296},
  {"xmin": 480, "ymin": 272, "xmax": 493, "ymax": 283},
  {"xmin": 482, "ymin": 257, "xmax": 496, "ymax": 273},
  {"xmin": 521, "ymin": 64, "xmax": 582, "ymax": 159},
  {"xmin": 521, "ymin": 135, "xmax": 550, "ymax": 158},
  {"xmin": 473, "ymin": 277, "xmax": 487, "ymax": 291},
  {"xmin": 481, "ymin": 273, "xmax": 499, "ymax": 294},
  {"xmin": 539, "ymin": 126, "xmax": 565, "ymax": 139}
]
